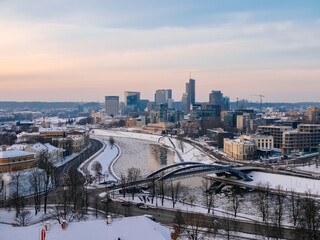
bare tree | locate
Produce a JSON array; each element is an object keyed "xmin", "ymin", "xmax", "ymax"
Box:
[
  {"xmin": 50, "ymin": 204, "xmax": 86, "ymax": 224},
  {"xmin": 28, "ymin": 168, "xmax": 42, "ymax": 215},
  {"xmin": 180, "ymin": 186, "xmax": 189, "ymax": 206},
  {"xmin": 158, "ymin": 180, "xmax": 168, "ymax": 206},
  {"xmin": 297, "ymin": 191, "xmax": 320, "ymax": 240},
  {"xmin": 91, "ymin": 161, "xmax": 103, "ymax": 183},
  {"xmin": 127, "ymin": 167, "xmax": 141, "ymax": 200},
  {"xmin": 255, "ymin": 182, "xmax": 271, "ymax": 222},
  {"xmin": 187, "ymin": 194, "xmax": 196, "ymax": 207},
  {"xmin": 182, "ymin": 213, "xmax": 212, "ymax": 240},
  {"xmin": 14, "ymin": 210, "xmax": 32, "ymax": 226},
  {"xmin": 37, "ymin": 151, "xmax": 55, "ymax": 214},
  {"xmin": 120, "ymin": 173, "xmax": 127, "ymax": 198},
  {"xmin": 220, "ymin": 214, "xmax": 240, "ymax": 240},
  {"xmin": 230, "ymin": 186, "xmax": 243, "ymax": 218},
  {"xmin": 170, "ymin": 181, "xmax": 181, "ymax": 208},
  {"xmin": 109, "ymin": 137, "xmax": 115, "ymax": 149},
  {"xmin": 290, "ymin": 190, "xmax": 301, "ymax": 226},
  {"xmin": 68, "ymin": 168, "xmax": 84, "ymax": 212},
  {"xmin": 201, "ymin": 179, "xmax": 215, "ymax": 214},
  {"xmin": 9, "ymin": 171, "xmax": 24, "ymax": 217},
  {"xmin": 149, "ymin": 177, "xmax": 157, "ymax": 204},
  {"xmin": 272, "ymin": 185, "xmax": 285, "ymax": 239}
]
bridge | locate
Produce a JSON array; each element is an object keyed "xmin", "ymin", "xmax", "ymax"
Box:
[{"xmin": 146, "ymin": 162, "xmax": 253, "ymax": 181}]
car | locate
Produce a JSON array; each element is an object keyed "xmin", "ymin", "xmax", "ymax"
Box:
[
  {"xmin": 149, "ymin": 205, "xmax": 157, "ymax": 209},
  {"xmin": 121, "ymin": 201, "xmax": 130, "ymax": 206},
  {"xmin": 106, "ymin": 183, "xmax": 116, "ymax": 188},
  {"xmin": 136, "ymin": 203, "xmax": 145, "ymax": 207},
  {"xmin": 139, "ymin": 205, "xmax": 149, "ymax": 210}
]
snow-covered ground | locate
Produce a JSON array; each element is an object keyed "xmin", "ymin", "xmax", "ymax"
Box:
[
  {"xmin": 295, "ymin": 164, "xmax": 320, "ymax": 174},
  {"xmin": 0, "ymin": 168, "xmax": 48, "ymax": 199},
  {"xmin": 236, "ymin": 171, "xmax": 320, "ymax": 195},
  {"xmin": 79, "ymin": 140, "xmax": 120, "ymax": 183},
  {"xmin": 0, "ymin": 215, "xmax": 171, "ymax": 240}
]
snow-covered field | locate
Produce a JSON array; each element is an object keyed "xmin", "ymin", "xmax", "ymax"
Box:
[
  {"xmin": 296, "ymin": 164, "xmax": 320, "ymax": 174},
  {"xmin": 238, "ymin": 171, "xmax": 320, "ymax": 195}
]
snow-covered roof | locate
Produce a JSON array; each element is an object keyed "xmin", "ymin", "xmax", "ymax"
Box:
[
  {"xmin": 39, "ymin": 127, "xmax": 66, "ymax": 132},
  {"xmin": 30, "ymin": 143, "xmax": 47, "ymax": 152},
  {"xmin": 0, "ymin": 216, "xmax": 171, "ymax": 240},
  {"xmin": 0, "ymin": 150, "xmax": 34, "ymax": 158},
  {"xmin": 44, "ymin": 143, "xmax": 59, "ymax": 153},
  {"xmin": 7, "ymin": 144, "xmax": 28, "ymax": 151}
]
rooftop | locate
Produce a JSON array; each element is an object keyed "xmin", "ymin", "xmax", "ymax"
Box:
[
  {"xmin": 0, "ymin": 216, "xmax": 171, "ymax": 240},
  {"xmin": 0, "ymin": 149, "xmax": 35, "ymax": 158}
]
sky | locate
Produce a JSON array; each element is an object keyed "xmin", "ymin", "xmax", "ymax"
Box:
[{"xmin": 0, "ymin": 0, "xmax": 319, "ymax": 103}]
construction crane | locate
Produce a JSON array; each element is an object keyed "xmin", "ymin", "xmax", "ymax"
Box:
[{"xmin": 252, "ymin": 94, "xmax": 265, "ymax": 112}]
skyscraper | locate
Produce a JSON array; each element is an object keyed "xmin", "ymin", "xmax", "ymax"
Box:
[
  {"xmin": 154, "ymin": 89, "xmax": 172, "ymax": 107},
  {"xmin": 124, "ymin": 91, "xmax": 140, "ymax": 113},
  {"xmin": 187, "ymin": 79, "xmax": 195, "ymax": 105},
  {"xmin": 105, "ymin": 96, "xmax": 119, "ymax": 116},
  {"xmin": 182, "ymin": 79, "xmax": 196, "ymax": 114}
]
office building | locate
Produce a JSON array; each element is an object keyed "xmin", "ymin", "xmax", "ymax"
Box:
[
  {"xmin": 209, "ymin": 90, "xmax": 230, "ymax": 111},
  {"xmin": 181, "ymin": 79, "xmax": 195, "ymax": 114},
  {"xmin": 105, "ymin": 96, "xmax": 119, "ymax": 116},
  {"xmin": 124, "ymin": 91, "xmax": 140, "ymax": 113},
  {"xmin": 282, "ymin": 124, "xmax": 320, "ymax": 154},
  {"xmin": 154, "ymin": 89, "xmax": 172, "ymax": 106},
  {"xmin": 308, "ymin": 107, "xmax": 320, "ymax": 123},
  {"xmin": 256, "ymin": 125, "xmax": 293, "ymax": 148}
]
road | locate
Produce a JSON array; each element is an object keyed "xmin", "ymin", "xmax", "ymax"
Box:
[
  {"xmin": 54, "ymin": 138, "xmax": 103, "ymax": 186},
  {"xmin": 102, "ymin": 199, "xmax": 300, "ymax": 240}
]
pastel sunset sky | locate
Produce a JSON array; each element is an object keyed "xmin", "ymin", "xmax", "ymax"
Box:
[{"xmin": 0, "ymin": 0, "xmax": 319, "ymax": 102}]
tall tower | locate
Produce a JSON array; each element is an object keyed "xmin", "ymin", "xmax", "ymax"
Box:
[
  {"xmin": 187, "ymin": 79, "xmax": 195, "ymax": 105},
  {"xmin": 182, "ymin": 78, "xmax": 196, "ymax": 114}
]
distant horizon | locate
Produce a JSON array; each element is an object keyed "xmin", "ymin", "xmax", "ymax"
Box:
[{"xmin": 1, "ymin": 100, "xmax": 320, "ymax": 104}]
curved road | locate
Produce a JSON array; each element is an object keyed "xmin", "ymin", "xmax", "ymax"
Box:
[{"xmin": 54, "ymin": 139, "xmax": 103, "ymax": 186}]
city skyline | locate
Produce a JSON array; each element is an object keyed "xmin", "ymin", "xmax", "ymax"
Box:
[{"xmin": 0, "ymin": 1, "xmax": 319, "ymax": 102}]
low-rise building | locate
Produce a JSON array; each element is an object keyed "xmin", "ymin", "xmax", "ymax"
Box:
[
  {"xmin": 224, "ymin": 137, "xmax": 255, "ymax": 160},
  {"xmin": 0, "ymin": 147, "xmax": 36, "ymax": 173},
  {"xmin": 242, "ymin": 134, "xmax": 274, "ymax": 151}
]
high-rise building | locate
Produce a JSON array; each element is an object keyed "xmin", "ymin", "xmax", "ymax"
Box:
[
  {"xmin": 124, "ymin": 91, "xmax": 140, "ymax": 113},
  {"xmin": 105, "ymin": 96, "xmax": 119, "ymax": 116},
  {"xmin": 187, "ymin": 79, "xmax": 195, "ymax": 105},
  {"xmin": 209, "ymin": 90, "xmax": 230, "ymax": 111},
  {"xmin": 182, "ymin": 79, "xmax": 195, "ymax": 114},
  {"xmin": 154, "ymin": 89, "xmax": 172, "ymax": 106}
]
